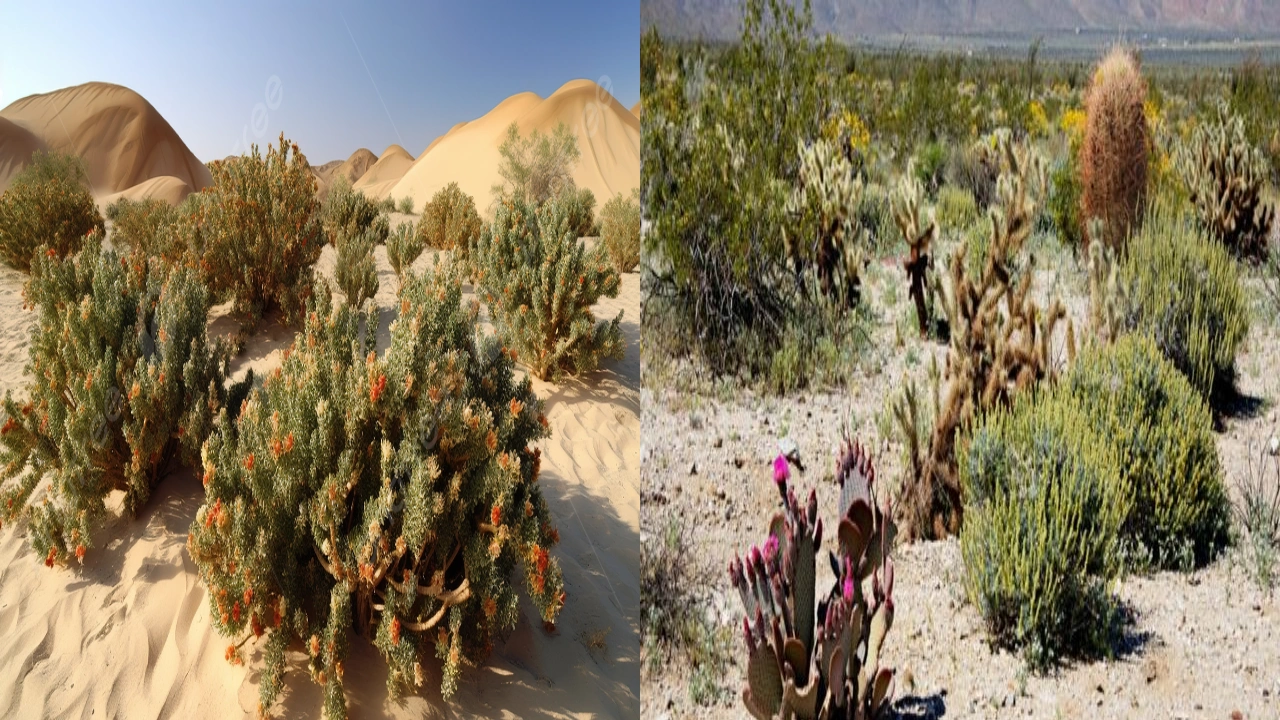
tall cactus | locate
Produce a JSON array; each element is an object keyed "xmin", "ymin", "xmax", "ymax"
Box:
[
  {"xmin": 1080, "ymin": 47, "xmax": 1149, "ymax": 252},
  {"xmin": 784, "ymin": 139, "xmax": 867, "ymax": 307},
  {"xmin": 1175, "ymin": 102, "xmax": 1276, "ymax": 262},
  {"xmin": 892, "ymin": 170, "xmax": 939, "ymax": 337},
  {"xmin": 730, "ymin": 438, "xmax": 897, "ymax": 720}
]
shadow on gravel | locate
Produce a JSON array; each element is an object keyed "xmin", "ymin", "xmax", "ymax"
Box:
[
  {"xmin": 895, "ymin": 691, "xmax": 947, "ymax": 719},
  {"xmin": 1214, "ymin": 384, "xmax": 1266, "ymax": 426}
]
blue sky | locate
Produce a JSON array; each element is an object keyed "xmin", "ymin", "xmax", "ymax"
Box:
[{"xmin": 0, "ymin": 0, "xmax": 639, "ymax": 163}]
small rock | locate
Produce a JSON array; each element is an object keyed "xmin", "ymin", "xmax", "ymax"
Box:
[
  {"xmin": 1269, "ymin": 436, "xmax": 1279, "ymax": 456},
  {"xmin": 690, "ymin": 414, "xmax": 703, "ymax": 430},
  {"xmin": 689, "ymin": 462, "xmax": 698, "ymax": 476},
  {"xmin": 724, "ymin": 507, "xmax": 733, "ymax": 521},
  {"xmin": 713, "ymin": 436, "xmax": 723, "ymax": 449},
  {"xmin": 778, "ymin": 437, "xmax": 804, "ymax": 470},
  {"xmin": 1002, "ymin": 693, "xmax": 1016, "ymax": 708},
  {"xmin": 734, "ymin": 456, "xmax": 745, "ymax": 469}
]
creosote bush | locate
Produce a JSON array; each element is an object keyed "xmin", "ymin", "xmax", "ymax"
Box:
[
  {"xmin": 417, "ymin": 182, "xmax": 482, "ymax": 270},
  {"xmin": 555, "ymin": 186, "xmax": 597, "ymax": 239},
  {"xmin": 960, "ymin": 389, "xmax": 1126, "ymax": 669},
  {"xmin": 1065, "ymin": 335, "xmax": 1229, "ymax": 570},
  {"xmin": 188, "ymin": 269, "xmax": 564, "ymax": 718},
  {"xmin": 0, "ymin": 234, "xmax": 239, "ymax": 566},
  {"xmin": 322, "ymin": 176, "xmax": 389, "ymax": 246},
  {"xmin": 332, "ymin": 225, "xmax": 379, "ymax": 308},
  {"xmin": 193, "ymin": 133, "xmax": 325, "ymax": 333},
  {"xmin": 1080, "ymin": 47, "xmax": 1149, "ymax": 251},
  {"xmin": 600, "ymin": 188, "xmax": 641, "ymax": 273},
  {"xmin": 492, "ymin": 121, "xmax": 581, "ymax": 206},
  {"xmin": 105, "ymin": 196, "xmax": 184, "ymax": 262},
  {"xmin": 473, "ymin": 195, "xmax": 623, "ymax": 381},
  {"xmin": 0, "ymin": 151, "xmax": 104, "ymax": 272},
  {"xmin": 387, "ymin": 221, "xmax": 424, "ymax": 282},
  {"xmin": 1116, "ymin": 202, "xmax": 1247, "ymax": 402},
  {"xmin": 398, "ymin": 196, "xmax": 414, "ymax": 215}
]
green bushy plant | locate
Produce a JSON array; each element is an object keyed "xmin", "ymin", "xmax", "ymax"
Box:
[
  {"xmin": 191, "ymin": 133, "xmax": 324, "ymax": 333},
  {"xmin": 1064, "ymin": 335, "xmax": 1229, "ymax": 570},
  {"xmin": 934, "ymin": 185, "xmax": 979, "ymax": 231},
  {"xmin": 0, "ymin": 151, "xmax": 104, "ymax": 272},
  {"xmin": 960, "ymin": 390, "xmax": 1126, "ymax": 668},
  {"xmin": 1175, "ymin": 103, "xmax": 1275, "ymax": 262},
  {"xmin": 105, "ymin": 196, "xmax": 185, "ymax": 262},
  {"xmin": 1080, "ymin": 48, "xmax": 1149, "ymax": 251},
  {"xmin": 417, "ymin": 182, "xmax": 482, "ymax": 270},
  {"xmin": 599, "ymin": 188, "xmax": 640, "ymax": 273},
  {"xmin": 730, "ymin": 441, "xmax": 898, "ymax": 719},
  {"xmin": 188, "ymin": 269, "xmax": 564, "ymax": 717},
  {"xmin": 783, "ymin": 138, "xmax": 867, "ymax": 307},
  {"xmin": 555, "ymin": 186, "xmax": 596, "ymax": 238},
  {"xmin": 387, "ymin": 221, "xmax": 424, "ymax": 282},
  {"xmin": 0, "ymin": 234, "xmax": 239, "ymax": 566},
  {"xmin": 1116, "ymin": 202, "xmax": 1247, "ymax": 401},
  {"xmin": 945, "ymin": 138, "xmax": 1000, "ymax": 209},
  {"xmin": 914, "ymin": 140, "xmax": 948, "ymax": 197},
  {"xmin": 398, "ymin": 196, "xmax": 414, "ymax": 215},
  {"xmin": 492, "ymin": 122, "xmax": 580, "ymax": 206},
  {"xmin": 1047, "ymin": 155, "xmax": 1083, "ymax": 250},
  {"xmin": 332, "ymin": 226, "xmax": 379, "ymax": 307},
  {"xmin": 473, "ymin": 195, "xmax": 623, "ymax": 381},
  {"xmin": 322, "ymin": 176, "xmax": 389, "ymax": 246}
]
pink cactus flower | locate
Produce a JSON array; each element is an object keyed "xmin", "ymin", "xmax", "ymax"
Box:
[
  {"xmin": 772, "ymin": 455, "xmax": 790, "ymax": 487},
  {"xmin": 843, "ymin": 574, "xmax": 854, "ymax": 604}
]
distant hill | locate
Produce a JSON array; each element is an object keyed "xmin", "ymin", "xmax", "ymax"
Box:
[{"xmin": 642, "ymin": 0, "xmax": 1280, "ymax": 40}]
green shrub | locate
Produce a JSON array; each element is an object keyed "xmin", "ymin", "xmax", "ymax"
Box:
[
  {"xmin": 492, "ymin": 121, "xmax": 580, "ymax": 205},
  {"xmin": 332, "ymin": 226, "xmax": 379, "ymax": 307},
  {"xmin": 321, "ymin": 176, "xmax": 389, "ymax": 246},
  {"xmin": 398, "ymin": 196, "xmax": 414, "ymax": 215},
  {"xmin": 935, "ymin": 184, "xmax": 979, "ymax": 231},
  {"xmin": 191, "ymin": 133, "xmax": 324, "ymax": 333},
  {"xmin": 1175, "ymin": 103, "xmax": 1275, "ymax": 262},
  {"xmin": 473, "ymin": 195, "xmax": 623, "ymax": 381},
  {"xmin": 599, "ymin": 188, "xmax": 640, "ymax": 273},
  {"xmin": 783, "ymin": 139, "xmax": 867, "ymax": 306},
  {"xmin": 0, "ymin": 234, "xmax": 239, "ymax": 566},
  {"xmin": 188, "ymin": 269, "xmax": 564, "ymax": 717},
  {"xmin": 417, "ymin": 182, "xmax": 482, "ymax": 270},
  {"xmin": 1080, "ymin": 48, "xmax": 1149, "ymax": 251},
  {"xmin": 106, "ymin": 196, "xmax": 187, "ymax": 262},
  {"xmin": 387, "ymin": 221, "xmax": 424, "ymax": 282},
  {"xmin": 960, "ymin": 390, "xmax": 1127, "ymax": 668},
  {"xmin": 555, "ymin": 186, "xmax": 596, "ymax": 238},
  {"xmin": 1117, "ymin": 202, "xmax": 1247, "ymax": 401},
  {"xmin": 1064, "ymin": 335, "xmax": 1229, "ymax": 570},
  {"xmin": 378, "ymin": 196, "xmax": 397, "ymax": 214},
  {"xmin": 0, "ymin": 151, "xmax": 104, "ymax": 271},
  {"xmin": 1047, "ymin": 155, "xmax": 1083, "ymax": 250},
  {"xmin": 914, "ymin": 140, "xmax": 948, "ymax": 197},
  {"xmin": 945, "ymin": 138, "xmax": 1000, "ymax": 209}
]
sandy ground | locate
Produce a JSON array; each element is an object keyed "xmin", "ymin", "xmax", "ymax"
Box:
[
  {"xmin": 0, "ymin": 240, "xmax": 639, "ymax": 718},
  {"xmin": 639, "ymin": 243, "xmax": 1280, "ymax": 719}
]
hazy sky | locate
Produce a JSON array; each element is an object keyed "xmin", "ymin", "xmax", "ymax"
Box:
[{"xmin": 0, "ymin": 0, "xmax": 639, "ymax": 163}]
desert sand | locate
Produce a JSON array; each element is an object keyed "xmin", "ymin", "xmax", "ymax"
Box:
[
  {"xmin": 0, "ymin": 79, "xmax": 640, "ymax": 717},
  {"xmin": 0, "ymin": 237, "xmax": 640, "ymax": 718},
  {"xmin": 630, "ymin": 102, "xmax": 640, "ymax": 118},
  {"xmin": 352, "ymin": 145, "xmax": 416, "ymax": 201},
  {"xmin": 0, "ymin": 82, "xmax": 210, "ymax": 200},
  {"xmin": 330, "ymin": 148, "xmax": 378, "ymax": 188},
  {"xmin": 390, "ymin": 80, "xmax": 640, "ymax": 214}
]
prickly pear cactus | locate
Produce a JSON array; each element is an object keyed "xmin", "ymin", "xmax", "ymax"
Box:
[{"xmin": 729, "ymin": 438, "xmax": 897, "ymax": 720}]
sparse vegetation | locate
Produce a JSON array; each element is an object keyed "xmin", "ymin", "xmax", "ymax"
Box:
[
  {"xmin": 600, "ymin": 188, "xmax": 640, "ymax": 273},
  {"xmin": 493, "ymin": 121, "xmax": 581, "ymax": 206},
  {"xmin": 0, "ymin": 151, "xmax": 104, "ymax": 272},
  {"xmin": 416, "ymin": 182, "xmax": 482, "ymax": 271}
]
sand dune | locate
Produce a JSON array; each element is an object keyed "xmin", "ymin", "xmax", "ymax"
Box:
[
  {"xmin": 390, "ymin": 80, "xmax": 640, "ymax": 214},
  {"xmin": 0, "ymin": 82, "xmax": 211, "ymax": 199},
  {"xmin": 351, "ymin": 144, "xmax": 415, "ymax": 201},
  {"xmin": 99, "ymin": 175, "xmax": 196, "ymax": 208},
  {"xmin": 332, "ymin": 148, "xmax": 377, "ymax": 186},
  {"xmin": 0, "ymin": 117, "xmax": 48, "ymax": 192},
  {"xmin": 309, "ymin": 159, "xmax": 344, "ymax": 186},
  {"xmin": 0, "ymin": 242, "xmax": 640, "ymax": 718},
  {"xmin": 630, "ymin": 101, "xmax": 640, "ymax": 118}
]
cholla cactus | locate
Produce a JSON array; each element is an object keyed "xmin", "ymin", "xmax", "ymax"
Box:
[
  {"xmin": 1175, "ymin": 102, "xmax": 1276, "ymax": 262},
  {"xmin": 896, "ymin": 134, "xmax": 1070, "ymax": 540},
  {"xmin": 188, "ymin": 268, "xmax": 564, "ymax": 719},
  {"xmin": 473, "ymin": 194, "xmax": 623, "ymax": 381},
  {"xmin": 784, "ymin": 139, "xmax": 866, "ymax": 307},
  {"xmin": 191, "ymin": 133, "xmax": 324, "ymax": 334},
  {"xmin": 0, "ymin": 151, "xmax": 104, "ymax": 272},
  {"xmin": 332, "ymin": 225, "xmax": 379, "ymax": 307},
  {"xmin": 417, "ymin": 182, "xmax": 482, "ymax": 271},
  {"xmin": 730, "ymin": 439, "xmax": 897, "ymax": 720},
  {"xmin": 0, "ymin": 233, "xmax": 237, "ymax": 565},
  {"xmin": 891, "ymin": 170, "xmax": 938, "ymax": 337}
]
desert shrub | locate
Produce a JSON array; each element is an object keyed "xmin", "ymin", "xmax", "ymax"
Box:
[
  {"xmin": 492, "ymin": 121, "xmax": 580, "ymax": 205},
  {"xmin": 1047, "ymin": 154, "xmax": 1083, "ymax": 250},
  {"xmin": 378, "ymin": 196, "xmax": 396, "ymax": 214},
  {"xmin": 1234, "ymin": 440, "xmax": 1280, "ymax": 592},
  {"xmin": 555, "ymin": 186, "xmax": 596, "ymax": 238},
  {"xmin": 0, "ymin": 234, "xmax": 239, "ymax": 566},
  {"xmin": 1175, "ymin": 103, "xmax": 1275, "ymax": 262},
  {"xmin": 105, "ymin": 196, "xmax": 184, "ymax": 261},
  {"xmin": 192, "ymin": 133, "xmax": 324, "ymax": 333},
  {"xmin": 599, "ymin": 189, "xmax": 640, "ymax": 273},
  {"xmin": 332, "ymin": 226, "xmax": 379, "ymax": 307},
  {"xmin": 783, "ymin": 138, "xmax": 867, "ymax": 307},
  {"xmin": 1116, "ymin": 203, "xmax": 1247, "ymax": 401},
  {"xmin": 914, "ymin": 140, "xmax": 948, "ymax": 197},
  {"xmin": 945, "ymin": 138, "xmax": 1000, "ymax": 209},
  {"xmin": 386, "ymin": 221, "xmax": 423, "ymax": 282},
  {"xmin": 188, "ymin": 269, "xmax": 564, "ymax": 717},
  {"xmin": 321, "ymin": 176, "xmax": 389, "ymax": 246},
  {"xmin": 473, "ymin": 195, "xmax": 623, "ymax": 381},
  {"xmin": 416, "ymin": 183, "xmax": 482, "ymax": 272},
  {"xmin": 960, "ymin": 390, "xmax": 1126, "ymax": 668},
  {"xmin": 398, "ymin": 196, "xmax": 414, "ymax": 215},
  {"xmin": 0, "ymin": 151, "xmax": 104, "ymax": 272},
  {"xmin": 935, "ymin": 184, "xmax": 979, "ymax": 231},
  {"xmin": 1080, "ymin": 48, "xmax": 1149, "ymax": 251},
  {"xmin": 1064, "ymin": 335, "xmax": 1229, "ymax": 570}
]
